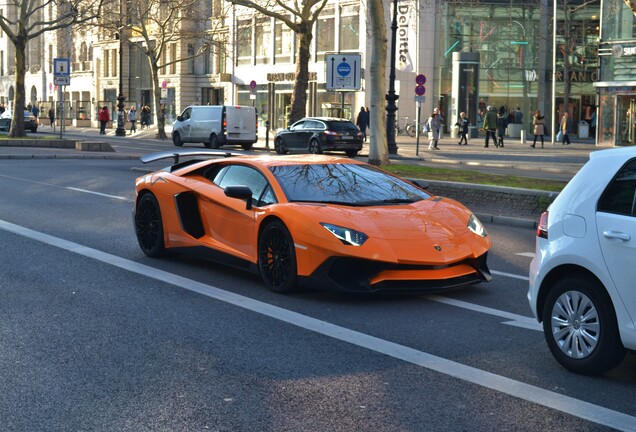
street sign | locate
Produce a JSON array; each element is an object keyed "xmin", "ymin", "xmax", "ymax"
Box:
[
  {"xmin": 249, "ymin": 80, "xmax": 257, "ymax": 89},
  {"xmin": 53, "ymin": 58, "xmax": 70, "ymax": 76},
  {"xmin": 415, "ymin": 73, "xmax": 426, "ymax": 96},
  {"xmin": 325, "ymin": 53, "xmax": 362, "ymax": 91},
  {"xmin": 416, "ymin": 74, "xmax": 426, "ymax": 85},
  {"xmin": 414, "ymin": 95, "xmax": 425, "ymax": 103},
  {"xmin": 415, "ymin": 85, "xmax": 426, "ymax": 96},
  {"xmin": 54, "ymin": 76, "xmax": 70, "ymax": 86}
]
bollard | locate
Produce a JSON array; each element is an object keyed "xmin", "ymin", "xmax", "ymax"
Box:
[
  {"xmin": 520, "ymin": 129, "xmax": 526, "ymax": 144},
  {"xmin": 265, "ymin": 120, "xmax": 270, "ymax": 150}
]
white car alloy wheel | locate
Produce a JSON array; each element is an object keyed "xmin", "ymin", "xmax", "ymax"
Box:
[{"xmin": 549, "ymin": 290, "xmax": 599, "ymax": 359}]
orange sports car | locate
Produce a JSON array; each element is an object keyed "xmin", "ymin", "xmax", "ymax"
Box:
[{"xmin": 134, "ymin": 149, "xmax": 492, "ymax": 294}]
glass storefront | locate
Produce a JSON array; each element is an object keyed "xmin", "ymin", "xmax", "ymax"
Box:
[
  {"xmin": 596, "ymin": 0, "xmax": 636, "ymax": 146},
  {"xmin": 440, "ymin": 0, "xmax": 599, "ymax": 136}
]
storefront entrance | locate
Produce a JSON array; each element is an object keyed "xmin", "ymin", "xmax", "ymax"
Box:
[{"xmin": 598, "ymin": 89, "xmax": 636, "ymax": 146}]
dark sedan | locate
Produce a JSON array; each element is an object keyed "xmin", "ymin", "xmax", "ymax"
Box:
[
  {"xmin": 0, "ymin": 110, "xmax": 38, "ymax": 133},
  {"xmin": 274, "ymin": 117, "xmax": 363, "ymax": 157}
]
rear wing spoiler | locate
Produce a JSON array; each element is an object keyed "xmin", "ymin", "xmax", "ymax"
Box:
[{"xmin": 139, "ymin": 149, "xmax": 246, "ymax": 165}]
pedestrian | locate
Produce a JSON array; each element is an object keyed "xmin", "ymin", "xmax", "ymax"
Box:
[
  {"xmin": 32, "ymin": 105, "xmax": 39, "ymax": 125},
  {"xmin": 560, "ymin": 112, "xmax": 572, "ymax": 145},
  {"xmin": 483, "ymin": 105, "xmax": 497, "ymax": 148},
  {"xmin": 514, "ymin": 107, "xmax": 523, "ymax": 124},
  {"xmin": 455, "ymin": 111, "xmax": 469, "ymax": 145},
  {"xmin": 355, "ymin": 107, "xmax": 368, "ymax": 141},
  {"xmin": 590, "ymin": 108, "xmax": 597, "ymax": 137},
  {"xmin": 141, "ymin": 106, "xmax": 150, "ymax": 129},
  {"xmin": 48, "ymin": 106, "xmax": 55, "ymax": 131},
  {"xmin": 531, "ymin": 110, "xmax": 545, "ymax": 148},
  {"xmin": 99, "ymin": 105, "xmax": 110, "ymax": 135},
  {"xmin": 128, "ymin": 105, "xmax": 137, "ymax": 134},
  {"xmin": 496, "ymin": 107, "xmax": 507, "ymax": 148},
  {"xmin": 427, "ymin": 107, "xmax": 442, "ymax": 150}
]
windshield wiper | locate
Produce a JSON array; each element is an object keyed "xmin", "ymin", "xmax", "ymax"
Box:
[{"xmin": 355, "ymin": 198, "xmax": 420, "ymax": 206}]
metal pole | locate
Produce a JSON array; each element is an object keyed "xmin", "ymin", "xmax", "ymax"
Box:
[
  {"xmin": 385, "ymin": 0, "xmax": 399, "ymax": 154},
  {"xmin": 115, "ymin": 8, "xmax": 126, "ymax": 137},
  {"xmin": 551, "ymin": 0, "xmax": 557, "ymax": 145},
  {"xmin": 58, "ymin": 86, "xmax": 63, "ymax": 139}
]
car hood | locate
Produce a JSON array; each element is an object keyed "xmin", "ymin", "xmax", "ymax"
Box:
[{"xmin": 283, "ymin": 197, "xmax": 489, "ymax": 264}]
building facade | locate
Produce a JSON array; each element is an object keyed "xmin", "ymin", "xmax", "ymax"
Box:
[{"xmin": 0, "ymin": 0, "xmax": 608, "ymax": 142}]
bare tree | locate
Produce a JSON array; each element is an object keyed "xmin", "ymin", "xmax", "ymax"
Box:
[
  {"xmin": 228, "ymin": 0, "xmax": 328, "ymax": 124},
  {"xmin": 367, "ymin": 0, "xmax": 388, "ymax": 166},
  {"xmin": 0, "ymin": 0, "xmax": 103, "ymax": 137},
  {"xmin": 98, "ymin": 0, "xmax": 222, "ymax": 139}
]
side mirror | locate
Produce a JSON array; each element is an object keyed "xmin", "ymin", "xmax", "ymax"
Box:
[
  {"xmin": 407, "ymin": 178, "xmax": 429, "ymax": 190},
  {"xmin": 176, "ymin": 115, "xmax": 184, "ymax": 122},
  {"xmin": 224, "ymin": 185, "xmax": 253, "ymax": 210}
]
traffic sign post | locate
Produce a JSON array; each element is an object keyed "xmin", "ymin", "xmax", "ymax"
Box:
[
  {"xmin": 414, "ymin": 74, "xmax": 427, "ymax": 156},
  {"xmin": 325, "ymin": 53, "xmax": 362, "ymax": 91},
  {"xmin": 53, "ymin": 58, "xmax": 70, "ymax": 139}
]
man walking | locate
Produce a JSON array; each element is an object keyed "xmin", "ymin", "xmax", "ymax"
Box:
[{"xmin": 483, "ymin": 105, "xmax": 497, "ymax": 148}]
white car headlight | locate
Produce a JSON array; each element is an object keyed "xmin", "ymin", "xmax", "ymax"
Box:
[
  {"xmin": 320, "ymin": 223, "xmax": 368, "ymax": 246},
  {"xmin": 468, "ymin": 214, "xmax": 487, "ymax": 237}
]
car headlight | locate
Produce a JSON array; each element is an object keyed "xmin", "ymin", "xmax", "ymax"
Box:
[
  {"xmin": 468, "ymin": 214, "xmax": 487, "ymax": 237},
  {"xmin": 320, "ymin": 223, "xmax": 368, "ymax": 246}
]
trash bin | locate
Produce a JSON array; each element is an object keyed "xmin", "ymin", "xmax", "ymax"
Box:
[
  {"xmin": 451, "ymin": 125, "xmax": 459, "ymax": 139},
  {"xmin": 578, "ymin": 121, "xmax": 589, "ymax": 139},
  {"xmin": 469, "ymin": 126, "xmax": 479, "ymax": 138}
]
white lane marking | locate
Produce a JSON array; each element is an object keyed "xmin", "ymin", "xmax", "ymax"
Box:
[
  {"xmin": 1, "ymin": 219, "xmax": 635, "ymax": 431},
  {"xmin": 65, "ymin": 186, "xmax": 129, "ymax": 201},
  {"xmin": 426, "ymin": 295, "xmax": 541, "ymax": 331},
  {"xmin": 516, "ymin": 252, "xmax": 536, "ymax": 258},
  {"xmin": 492, "ymin": 269, "xmax": 529, "ymax": 281},
  {"xmin": 0, "ymin": 173, "xmax": 130, "ymax": 201}
]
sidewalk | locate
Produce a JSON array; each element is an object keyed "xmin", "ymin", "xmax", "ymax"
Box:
[{"xmin": 1, "ymin": 124, "xmax": 599, "ymax": 228}]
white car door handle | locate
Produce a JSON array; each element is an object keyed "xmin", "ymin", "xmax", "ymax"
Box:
[{"xmin": 603, "ymin": 231, "xmax": 631, "ymax": 241}]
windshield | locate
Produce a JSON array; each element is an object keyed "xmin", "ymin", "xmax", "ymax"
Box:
[{"xmin": 270, "ymin": 163, "xmax": 431, "ymax": 206}]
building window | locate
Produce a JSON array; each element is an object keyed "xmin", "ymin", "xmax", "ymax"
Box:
[
  {"xmin": 187, "ymin": 43, "xmax": 194, "ymax": 73},
  {"xmin": 275, "ymin": 21, "xmax": 292, "ymax": 64},
  {"xmin": 104, "ymin": 49, "xmax": 110, "ymax": 77},
  {"xmin": 161, "ymin": 48, "xmax": 167, "ymax": 75},
  {"xmin": 237, "ymin": 19, "xmax": 252, "ymax": 66},
  {"xmin": 1, "ymin": 51, "xmax": 4, "ymax": 76},
  {"xmin": 170, "ymin": 43, "xmax": 177, "ymax": 74},
  {"xmin": 316, "ymin": 7, "xmax": 335, "ymax": 54},
  {"xmin": 113, "ymin": 49, "xmax": 118, "ymax": 77},
  {"xmin": 340, "ymin": 4, "xmax": 359, "ymax": 51},
  {"xmin": 255, "ymin": 17, "xmax": 271, "ymax": 64},
  {"xmin": 48, "ymin": 45, "xmax": 53, "ymax": 73}
]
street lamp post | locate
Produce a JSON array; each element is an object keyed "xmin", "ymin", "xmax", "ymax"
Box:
[
  {"xmin": 385, "ymin": 0, "xmax": 399, "ymax": 155},
  {"xmin": 115, "ymin": 24, "xmax": 126, "ymax": 137}
]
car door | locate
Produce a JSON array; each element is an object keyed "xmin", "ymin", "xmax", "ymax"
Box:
[
  {"xmin": 175, "ymin": 107, "xmax": 193, "ymax": 141},
  {"xmin": 199, "ymin": 164, "xmax": 275, "ymax": 261},
  {"xmin": 596, "ymin": 158, "xmax": 636, "ymax": 324},
  {"xmin": 285, "ymin": 120, "xmax": 306, "ymax": 150},
  {"xmin": 303, "ymin": 120, "xmax": 324, "ymax": 149}
]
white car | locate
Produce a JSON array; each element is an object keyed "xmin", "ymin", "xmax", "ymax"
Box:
[{"xmin": 529, "ymin": 146, "xmax": 636, "ymax": 375}]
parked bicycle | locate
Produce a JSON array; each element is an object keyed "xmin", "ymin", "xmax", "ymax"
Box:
[{"xmin": 395, "ymin": 117, "xmax": 417, "ymax": 137}]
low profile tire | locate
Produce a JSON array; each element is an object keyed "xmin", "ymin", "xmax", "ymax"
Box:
[
  {"xmin": 173, "ymin": 132, "xmax": 183, "ymax": 147},
  {"xmin": 274, "ymin": 137, "xmax": 287, "ymax": 155},
  {"xmin": 345, "ymin": 150, "xmax": 358, "ymax": 158},
  {"xmin": 207, "ymin": 134, "xmax": 220, "ymax": 149},
  {"xmin": 542, "ymin": 276, "xmax": 626, "ymax": 375},
  {"xmin": 135, "ymin": 193, "xmax": 166, "ymax": 257},
  {"xmin": 258, "ymin": 220, "xmax": 298, "ymax": 293},
  {"xmin": 308, "ymin": 139, "xmax": 322, "ymax": 154}
]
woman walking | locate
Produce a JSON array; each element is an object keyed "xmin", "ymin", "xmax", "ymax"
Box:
[
  {"xmin": 531, "ymin": 110, "xmax": 545, "ymax": 148},
  {"xmin": 128, "ymin": 106, "xmax": 137, "ymax": 134},
  {"xmin": 496, "ymin": 107, "xmax": 507, "ymax": 148},
  {"xmin": 456, "ymin": 112, "xmax": 469, "ymax": 145},
  {"xmin": 99, "ymin": 106, "xmax": 110, "ymax": 135},
  {"xmin": 427, "ymin": 108, "xmax": 442, "ymax": 150},
  {"xmin": 560, "ymin": 112, "xmax": 572, "ymax": 145}
]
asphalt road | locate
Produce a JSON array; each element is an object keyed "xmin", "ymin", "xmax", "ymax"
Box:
[{"xmin": 1, "ymin": 158, "xmax": 634, "ymax": 431}]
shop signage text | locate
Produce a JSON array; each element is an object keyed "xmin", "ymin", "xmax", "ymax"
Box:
[{"xmin": 267, "ymin": 72, "xmax": 317, "ymax": 82}]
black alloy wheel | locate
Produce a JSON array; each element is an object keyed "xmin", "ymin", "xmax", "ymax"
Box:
[
  {"xmin": 135, "ymin": 193, "xmax": 166, "ymax": 257},
  {"xmin": 207, "ymin": 133, "xmax": 220, "ymax": 149},
  {"xmin": 258, "ymin": 220, "xmax": 298, "ymax": 293},
  {"xmin": 173, "ymin": 132, "xmax": 183, "ymax": 147},
  {"xmin": 274, "ymin": 137, "xmax": 287, "ymax": 154},
  {"xmin": 308, "ymin": 138, "xmax": 322, "ymax": 154}
]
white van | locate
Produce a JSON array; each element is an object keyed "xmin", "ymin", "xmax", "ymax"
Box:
[{"xmin": 172, "ymin": 105, "xmax": 258, "ymax": 150}]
